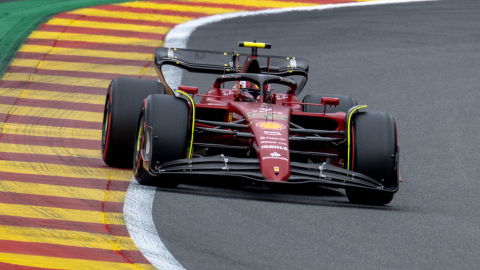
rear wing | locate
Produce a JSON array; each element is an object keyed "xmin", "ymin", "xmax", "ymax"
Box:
[{"xmin": 154, "ymin": 47, "xmax": 309, "ymax": 95}]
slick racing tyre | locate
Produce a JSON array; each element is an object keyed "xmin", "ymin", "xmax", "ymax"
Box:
[
  {"xmin": 302, "ymin": 94, "xmax": 357, "ymax": 113},
  {"xmin": 102, "ymin": 78, "xmax": 165, "ymax": 168},
  {"xmin": 346, "ymin": 112, "xmax": 398, "ymax": 205},
  {"xmin": 133, "ymin": 94, "xmax": 190, "ymax": 187}
]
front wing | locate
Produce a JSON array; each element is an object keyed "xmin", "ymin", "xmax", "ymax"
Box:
[{"xmin": 145, "ymin": 155, "xmax": 397, "ymax": 193}]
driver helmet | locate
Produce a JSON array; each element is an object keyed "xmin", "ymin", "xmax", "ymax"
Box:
[{"xmin": 238, "ymin": 81, "xmax": 259, "ymax": 89}]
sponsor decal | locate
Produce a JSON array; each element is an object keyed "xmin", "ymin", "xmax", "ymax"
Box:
[
  {"xmin": 262, "ymin": 145, "xmax": 288, "ymax": 151},
  {"xmin": 261, "ymin": 136, "xmax": 286, "ymax": 141},
  {"xmin": 262, "ymin": 156, "xmax": 289, "ymax": 161},
  {"xmin": 270, "ymin": 152, "xmax": 281, "ymax": 157},
  {"xmin": 256, "ymin": 122, "xmax": 286, "ymax": 130},
  {"xmin": 279, "ymin": 77, "xmax": 295, "ymax": 85},
  {"xmin": 264, "ymin": 131, "xmax": 281, "ymax": 136},
  {"xmin": 250, "ymin": 108, "xmax": 283, "ymax": 114},
  {"xmin": 222, "ymin": 74, "xmax": 241, "ymax": 79},
  {"xmin": 231, "ymin": 112, "xmax": 244, "ymax": 120},
  {"xmin": 247, "ymin": 112, "xmax": 288, "ymax": 121},
  {"xmin": 253, "ymin": 142, "xmax": 259, "ymax": 152},
  {"xmin": 222, "ymin": 90, "xmax": 235, "ymax": 96},
  {"xmin": 260, "ymin": 141, "xmax": 287, "ymax": 145}
]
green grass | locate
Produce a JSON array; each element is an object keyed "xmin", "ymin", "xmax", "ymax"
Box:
[{"xmin": 0, "ymin": 0, "xmax": 134, "ymax": 77}]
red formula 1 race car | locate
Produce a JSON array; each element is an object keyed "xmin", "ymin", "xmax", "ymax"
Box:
[{"xmin": 101, "ymin": 41, "xmax": 399, "ymax": 205}]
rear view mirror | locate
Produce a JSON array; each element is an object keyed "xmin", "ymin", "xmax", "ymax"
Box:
[
  {"xmin": 178, "ymin": 85, "xmax": 198, "ymax": 95},
  {"xmin": 321, "ymin": 97, "xmax": 340, "ymax": 106}
]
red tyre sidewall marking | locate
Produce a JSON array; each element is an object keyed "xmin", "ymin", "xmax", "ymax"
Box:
[{"xmin": 102, "ymin": 85, "xmax": 113, "ymax": 160}]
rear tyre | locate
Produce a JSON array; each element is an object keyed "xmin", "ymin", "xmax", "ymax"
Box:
[
  {"xmin": 133, "ymin": 94, "xmax": 190, "ymax": 187},
  {"xmin": 102, "ymin": 78, "xmax": 165, "ymax": 168},
  {"xmin": 346, "ymin": 112, "xmax": 398, "ymax": 205},
  {"xmin": 302, "ymin": 94, "xmax": 357, "ymax": 113}
]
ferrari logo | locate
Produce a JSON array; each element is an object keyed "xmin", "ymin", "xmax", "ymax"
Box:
[
  {"xmin": 256, "ymin": 122, "xmax": 285, "ymax": 130},
  {"xmin": 274, "ymin": 166, "xmax": 280, "ymax": 172}
]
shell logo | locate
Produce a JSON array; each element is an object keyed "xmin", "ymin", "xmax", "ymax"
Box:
[{"xmin": 256, "ymin": 122, "xmax": 286, "ymax": 130}]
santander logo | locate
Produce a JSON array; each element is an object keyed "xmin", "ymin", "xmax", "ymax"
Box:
[{"xmin": 270, "ymin": 152, "xmax": 281, "ymax": 157}]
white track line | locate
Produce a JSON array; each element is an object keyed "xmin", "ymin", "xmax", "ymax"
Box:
[
  {"xmin": 124, "ymin": 180, "xmax": 184, "ymax": 269},
  {"xmin": 123, "ymin": 0, "xmax": 436, "ymax": 269}
]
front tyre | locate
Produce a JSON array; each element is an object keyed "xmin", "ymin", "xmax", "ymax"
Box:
[
  {"xmin": 102, "ymin": 78, "xmax": 165, "ymax": 168},
  {"xmin": 133, "ymin": 94, "xmax": 190, "ymax": 187},
  {"xmin": 346, "ymin": 112, "xmax": 398, "ymax": 205}
]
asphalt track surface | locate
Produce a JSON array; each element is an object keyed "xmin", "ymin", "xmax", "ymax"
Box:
[{"xmin": 152, "ymin": 1, "xmax": 480, "ymax": 269}]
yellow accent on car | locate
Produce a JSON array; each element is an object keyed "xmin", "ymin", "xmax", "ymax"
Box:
[
  {"xmin": 243, "ymin": 42, "xmax": 265, "ymax": 48},
  {"xmin": 257, "ymin": 122, "xmax": 285, "ymax": 130},
  {"xmin": 176, "ymin": 90, "xmax": 196, "ymax": 159},
  {"xmin": 238, "ymin": 41, "xmax": 271, "ymax": 49},
  {"xmin": 347, "ymin": 105, "xmax": 367, "ymax": 170}
]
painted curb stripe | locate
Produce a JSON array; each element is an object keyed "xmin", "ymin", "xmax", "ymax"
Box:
[
  {"xmin": 2, "ymin": 73, "xmax": 111, "ymax": 88},
  {"xmin": 0, "ymin": 143, "xmax": 101, "ymax": 159},
  {"xmin": 0, "ymin": 99, "xmax": 103, "ymax": 115},
  {"xmin": 11, "ymin": 59, "xmax": 157, "ymax": 77},
  {"xmin": 94, "ymin": 4, "xmax": 224, "ymax": 18},
  {"xmin": 0, "ymin": 171, "xmax": 129, "ymax": 191},
  {"xmin": 0, "ymin": 81, "xmax": 105, "ymax": 94},
  {"xmin": 0, "ymin": 225, "xmax": 137, "ymax": 250},
  {"xmin": 0, "ymin": 192, "xmax": 123, "ymax": 213},
  {"xmin": 0, "ymin": 115, "xmax": 101, "ymax": 131},
  {"xmin": 0, "ymin": 105, "xmax": 103, "ymax": 122},
  {"xmin": 0, "ymin": 180, "xmax": 121, "ymax": 201},
  {"xmin": 0, "ymin": 160, "xmax": 130, "ymax": 180},
  {"xmin": 0, "ymin": 134, "xmax": 101, "ymax": 150},
  {"xmin": 7, "ymin": 67, "xmax": 157, "ymax": 82},
  {"xmin": 38, "ymin": 24, "xmax": 166, "ymax": 40},
  {"xmin": 119, "ymin": 1, "xmax": 241, "ymax": 14},
  {"xmin": 143, "ymin": 0, "xmax": 262, "ymax": 11},
  {"xmin": 24, "ymin": 38, "xmax": 160, "ymax": 53},
  {"xmin": 46, "ymin": 18, "xmax": 171, "ymax": 34},
  {"xmin": 0, "ymin": 240, "xmax": 150, "ymax": 264},
  {"xmin": 0, "ymin": 216, "xmax": 129, "ymax": 237},
  {"xmin": 29, "ymin": 31, "xmax": 164, "ymax": 47},
  {"xmin": 0, "ymin": 154, "xmax": 106, "ymax": 169},
  {"xmin": 182, "ymin": 0, "xmax": 317, "ymax": 8},
  {"xmin": 16, "ymin": 52, "xmax": 151, "ymax": 68},
  {"xmin": 69, "ymin": 8, "xmax": 194, "ymax": 24},
  {"xmin": 18, "ymin": 47, "xmax": 153, "ymax": 63},
  {"xmin": 2, "ymin": 123, "xmax": 101, "ymax": 140},
  {"xmin": 54, "ymin": 12, "xmax": 179, "ymax": 28},
  {"xmin": 0, "ymin": 88, "xmax": 104, "ymax": 105},
  {"xmin": 0, "ymin": 252, "xmax": 155, "ymax": 270},
  {"xmin": 0, "ymin": 203, "xmax": 124, "ymax": 225}
]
